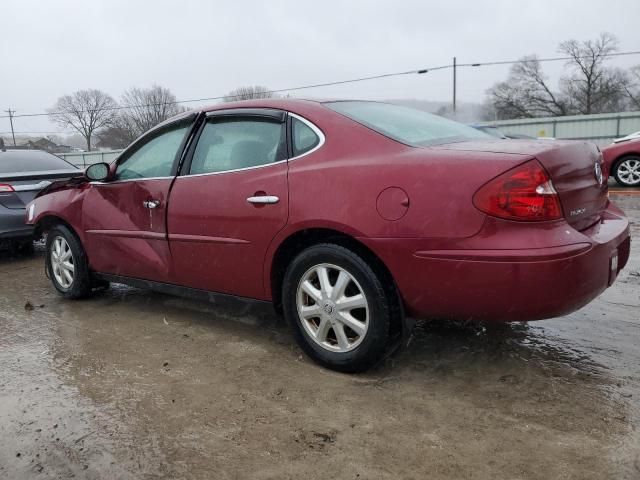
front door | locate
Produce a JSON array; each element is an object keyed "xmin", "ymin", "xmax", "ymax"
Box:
[
  {"xmin": 82, "ymin": 118, "xmax": 194, "ymax": 281},
  {"xmin": 167, "ymin": 110, "xmax": 289, "ymax": 299}
]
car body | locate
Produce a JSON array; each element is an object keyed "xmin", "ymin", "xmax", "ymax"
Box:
[
  {"xmin": 602, "ymin": 136, "xmax": 640, "ymax": 187},
  {"xmin": 0, "ymin": 148, "xmax": 79, "ymax": 251},
  {"xmin": 26, "ymin": 99, "xmax": 631, "ymax": 371},
  {"xmin": 613, "ymin": 131, "xmax": 640, "ymax": 143}
]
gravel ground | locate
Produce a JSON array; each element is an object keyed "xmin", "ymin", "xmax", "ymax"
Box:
[{"xmin": 0, "ymin": 192, "xmax": 638, "ymax": 480}]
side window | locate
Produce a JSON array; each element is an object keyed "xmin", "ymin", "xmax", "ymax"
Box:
[
  {"xmin": 190, "ymin": 118, "xmax": 285, "ymax": 175},
  {"xmin": 292, "ymin": 117, "xmax": 320, "ymax": 157},
  {"xmin": 115, "ymin": 125, "xmax": 189, "ymax": 180}
]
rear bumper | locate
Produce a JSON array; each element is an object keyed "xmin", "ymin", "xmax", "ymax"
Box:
[
  {"xmin": 0, "ymin": 206, "xmax": 33, "ymax": 241},
  {"xmin": 363, "ymin": 203, "xmax": 631, "ymax": 322}
]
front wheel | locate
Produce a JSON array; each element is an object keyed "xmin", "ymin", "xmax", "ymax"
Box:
[
  {"xmin": 613, "ymin": 156, "xmax": 640, "ymax": 187},
  {"xmin": 282, "ymin": 244, "xmax": 392, "ymax": 373},
  {"xmin": 45, "ymin": 225, "xmax": 93, "ymax": 299}
]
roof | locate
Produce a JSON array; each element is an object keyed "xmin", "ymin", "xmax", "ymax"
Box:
[{"xmin": 155, "ymin": 98, "xmax": 329, "ymax": 131}]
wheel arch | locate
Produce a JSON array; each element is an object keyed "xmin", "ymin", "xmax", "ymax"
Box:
[{"xmin": 34, "ymin": 214, "xmax": 79, "ymax": 241}]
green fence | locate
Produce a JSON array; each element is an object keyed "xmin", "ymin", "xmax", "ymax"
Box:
[
  {"xmin": 482, "ymin": 111, "xmax": 640, "ymax": 145},
  {"xmin": 57, "ymin": 149, "xmax": 124, "ymax": 167}
]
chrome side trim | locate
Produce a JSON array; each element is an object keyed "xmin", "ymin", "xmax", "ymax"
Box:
[
  {"xmin": 177, "ymin": 159, "xmax": 288, "ymax": 179},
  {"xmin": 288, "ymin": 112, "xmax": 326, "ymax": 161},
  {"xmin": 90, "ymin": 176, "xmax": 173, "ymax": 185}
]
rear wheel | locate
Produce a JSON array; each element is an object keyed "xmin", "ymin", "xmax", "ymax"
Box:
[
  {"xmin": 613, "ymin": 156, "xmax": 640, "ymax": 186},
  {"xmin": 46, "ymin": 225, "xmax": 92, "ymax": 299},
  {"xmin": 282, "ymin": 244, "xmax": 391, "ymax": 373}
]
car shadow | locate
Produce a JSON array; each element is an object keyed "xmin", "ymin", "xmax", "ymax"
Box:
[
  {"xmin": 10, "ymin": 241, "xmax": 612, "ymax": 390},
  {"xmin": 89, "ymin": 283, "xmax": 610, "ymax": 386},
  {"xmin": 0, "ymin": 243, "xmax": 39, "ymax": 265}
]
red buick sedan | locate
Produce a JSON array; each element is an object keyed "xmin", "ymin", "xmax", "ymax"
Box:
[{"xmin": 27, "ymin": 99, "xmax": 630, "ymax": 372}]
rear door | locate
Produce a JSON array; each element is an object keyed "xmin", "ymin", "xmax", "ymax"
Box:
[
  {"xmin": 167, "ymin": 109, "xmax": 289, "ymax": 299},
  {"xmin": 82, "ymin": 116, "xmax": 195, "ymax": 281}
]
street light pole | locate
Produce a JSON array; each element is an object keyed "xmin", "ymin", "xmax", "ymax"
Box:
[
  {"xmin": 452, "ymin": 57, "xmax": 457, "ymax": 115},
  {"xmin": 4, "ymin": 109, "xmax": 16, "ymax": 146}
]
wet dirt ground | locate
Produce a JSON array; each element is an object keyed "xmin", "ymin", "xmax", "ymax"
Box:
[{"xmin": 1, "ymin": 193, "xmax": 639, "ymax": 480}]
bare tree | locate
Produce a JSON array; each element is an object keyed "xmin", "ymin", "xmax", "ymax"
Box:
[
  {"xmin": 49, "ymin": 89, "xmax": 118, "ymax": 151},
  {"xmin": 223, "ymin": 85, "xmax": 276, "ymax": 102},
  {"xmin": 559, "ymin": 33, "xmax": 627, "ymax": 114},
  {"xmin": 486, "ymin": 56, "xmax": 569, "ymax": 119},
  {"xmin": 623, "ymin": 65, "xmax": 640, "ymax": 110},
  {"xmin": 95, "ymin": 125, "xmax": 134, "ymax": 150},
  {"xmin": 118, "ymin": 85, "xmax": 187, "ymax": 140}
]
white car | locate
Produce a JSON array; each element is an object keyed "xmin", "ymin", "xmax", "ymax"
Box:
[{"xmin": 613, "ymin": 131, "xmax": 640, "ymax": 143}]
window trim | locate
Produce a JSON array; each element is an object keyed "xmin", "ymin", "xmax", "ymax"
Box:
[
  {"xmin": 175, "ymin": 110, "xmax": 326, "ymax": 179},
  {"xmin": 206, "ymin": 108, "xmax": 287, "ymax": 123}
]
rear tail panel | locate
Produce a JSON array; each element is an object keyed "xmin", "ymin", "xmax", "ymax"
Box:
[{"xmin": 534, "ymin": 142, "xmax": 608, "ymax": 231}]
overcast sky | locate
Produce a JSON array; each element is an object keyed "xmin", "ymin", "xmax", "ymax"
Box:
[{"xmin": 1, "ymin": 0, "xmax": 639, "ymax": 136}]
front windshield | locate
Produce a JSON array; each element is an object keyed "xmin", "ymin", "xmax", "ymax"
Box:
[{"xmin": 325, "ymin": 101, "xmax": 491, "ymax": 146}]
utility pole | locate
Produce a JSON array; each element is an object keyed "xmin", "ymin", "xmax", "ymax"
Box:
[
  {"xmin": 452, "ymin": 57, "xmax": 457, "ymax": 115},
  {"xmin": 4, "ymin": 109, "xmax": 16, "ymax": 146}
]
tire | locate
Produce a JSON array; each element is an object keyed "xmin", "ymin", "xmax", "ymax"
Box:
[
  {"xmin": 613, "ymin": 156, "xmax": 640, "ymax": 187},
  {"xmin": 282, "ymin": 243, "xmax": 391, "ymax": 373},
  {"xmin": 45, "ymin": 225, "xmax": 92, "ymax": 299}
]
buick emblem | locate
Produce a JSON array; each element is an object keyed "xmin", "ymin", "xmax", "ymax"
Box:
[
  {"xmin": 323, "ymin": 302, "xmax": 335, "ymax": 315},
  {"xmin": 594, "ymin": 162, "xmax": 603, "ymax": 185}
]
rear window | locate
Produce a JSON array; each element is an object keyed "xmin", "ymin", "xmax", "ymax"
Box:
[
  {"xmin": 325, "ymin": 101, "xmax": 490, "ymax": 147},
  {"xmin": 0, "ymin": 150, "xmax": 77, "ymax": 174}
]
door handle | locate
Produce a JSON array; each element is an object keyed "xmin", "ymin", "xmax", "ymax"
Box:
[
  {"xmin": 247, "ymin": 195, "xmax": 279, "ymax": 204},
  {"xmin": 143, "ymin": 199, "xmax": 161, "ymax": 209}
]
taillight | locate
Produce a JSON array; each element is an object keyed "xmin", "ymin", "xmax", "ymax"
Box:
[
  {"xmin": 473, "ymin": 160, "xmax": 562, "ymax": 221},
  {"xmin": 0, "ymin": 184, "xmax": 15, "ymax": 193}
]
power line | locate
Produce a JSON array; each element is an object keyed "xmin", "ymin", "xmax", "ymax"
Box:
[
  {"xmin": 1, "ymin": 67, "xmax": 435, "ymax": 120},
  {"xmin": 2, "ymin": 49, "xmax": 640, "ymax": 120},
  {"xmin": 0, "ymin": 131, "xmax": 76, "ymax": 134},
  {"xmin": 457, "ymin": 50, "xmax": 640, "ymax": 68}
]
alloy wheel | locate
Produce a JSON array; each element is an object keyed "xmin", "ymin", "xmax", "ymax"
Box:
[
  {"xmin": 616, "ymin": 158, "xmax": 640, "ymax": 186},
  {"xmin": 296, "ymin": 263, "xmax": 369, "ymax": 352},
  {"xmin": 50, "ymin": 236, "xmax": 75, "ymax": 289}
]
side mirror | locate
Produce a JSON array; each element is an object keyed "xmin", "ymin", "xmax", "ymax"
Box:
[{"xmin": 85, "ymin": 162, "xmax": 110, "ymax": 182}]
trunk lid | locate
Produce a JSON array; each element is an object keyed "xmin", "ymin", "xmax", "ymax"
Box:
[
  {"xmin": 435, "ymin": 140, "xmax": 608, "ymax": 230},
  {"xmin": 0, "ymin": 169, "xmax": 81, "ymax": 209}
]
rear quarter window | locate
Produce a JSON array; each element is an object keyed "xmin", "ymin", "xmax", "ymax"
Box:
[{"xmin": 292, "ymin": 117, "xmax": 321, "ymax": 157}]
